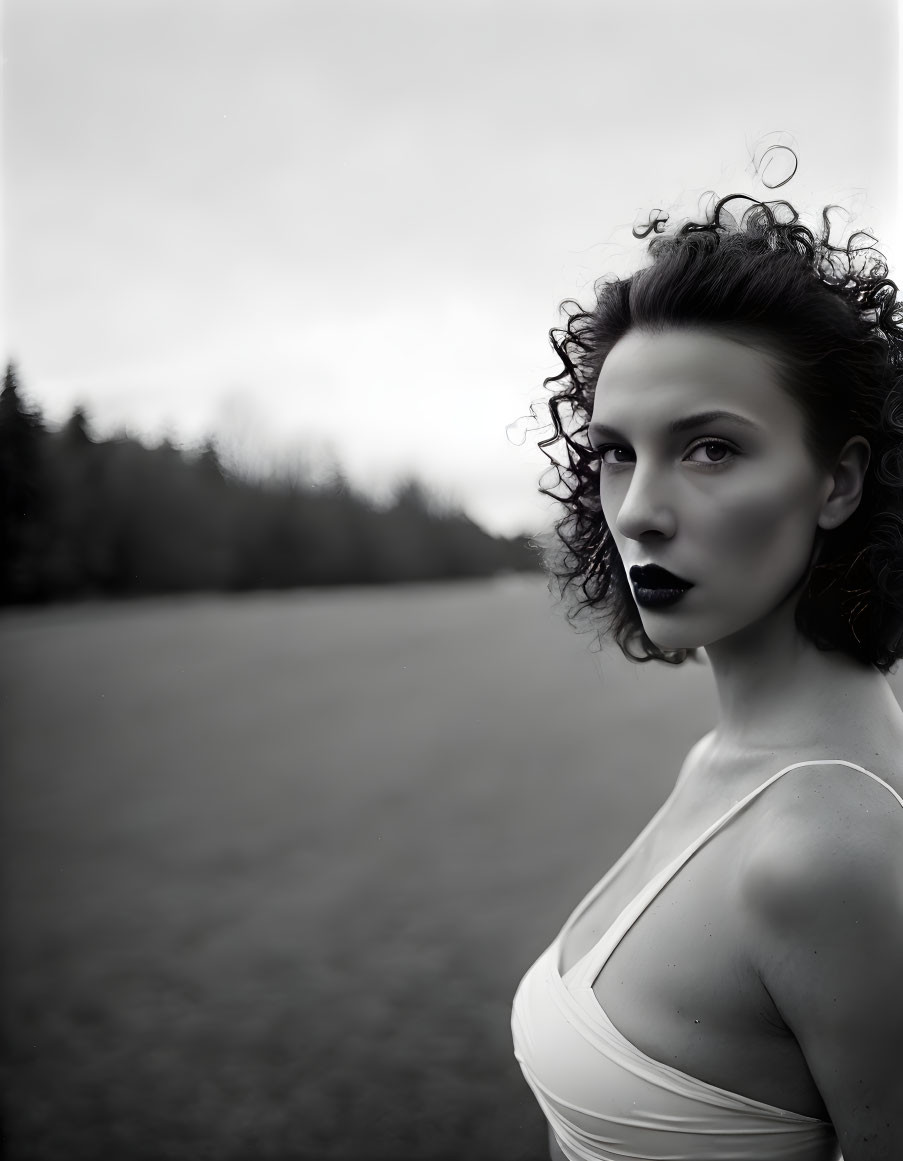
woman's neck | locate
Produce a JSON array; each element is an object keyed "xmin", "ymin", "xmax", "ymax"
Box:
[{"xmin": 702, "ymin": 599, "xmax": 891, "ymax": 756}]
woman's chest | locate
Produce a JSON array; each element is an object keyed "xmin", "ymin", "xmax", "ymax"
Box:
[
  {"xmin": 593, "ymin": 829, "xmax": 831, "ymax": 1119},
  {"xmin": 559, "ymin": 775, "xmax": 832, "ymax": 1120},
  {"xmin": 562, "ymin": 731, "xmax": 903, "ymax": 973}
]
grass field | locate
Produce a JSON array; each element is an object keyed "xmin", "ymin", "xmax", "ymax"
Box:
[{"xmin": 2, "ymin": 577, "xmax": 729, "ymax": 1160}]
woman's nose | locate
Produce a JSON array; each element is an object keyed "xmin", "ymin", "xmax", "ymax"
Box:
[{"xmin": 612, "ymin": 465, "xmax": 677, "ymax": 541}]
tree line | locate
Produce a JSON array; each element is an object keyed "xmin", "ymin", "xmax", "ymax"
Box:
[{"xmin": 0, "ymin": 364, "xmax": 542, "ymax": 605}]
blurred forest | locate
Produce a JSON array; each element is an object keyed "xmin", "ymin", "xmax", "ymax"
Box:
[{"xmin": 0, "ymin": 364, "xmax": 541, "ymax": 604}]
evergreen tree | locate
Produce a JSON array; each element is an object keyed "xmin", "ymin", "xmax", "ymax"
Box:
[
  {"xmin": 0, "ymin": 363, "xmax": 49, "ymax": 601},
  {"xmin": 195, "ymin": 437, "xmax": 225, "ymax": 483},
  {"xmin": 62, "ymin": 405, "xmax": 92, "ymax": 445}
]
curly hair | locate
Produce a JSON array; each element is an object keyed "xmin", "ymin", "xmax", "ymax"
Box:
[{"xmin": 536, "ymin": 193, "xmax": 903, "ymax": 672}]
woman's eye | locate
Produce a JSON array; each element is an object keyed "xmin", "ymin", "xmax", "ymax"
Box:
[
  {"xmin": 686, "ymin": 440, "xmax": 735, "ymax": 465},
  {"xmin": 598, "ymin": 444, "xmax": 634, "ymax": 465}
]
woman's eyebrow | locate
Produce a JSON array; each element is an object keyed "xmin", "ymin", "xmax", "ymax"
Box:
[{"xmin": 588, "ymin": 409, "xmax": 762, "ymax": 440}]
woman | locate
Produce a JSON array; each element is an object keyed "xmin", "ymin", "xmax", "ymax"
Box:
[{"xmin": 511, "ymin": 193, "xmax": 903, "ymax": 1161}]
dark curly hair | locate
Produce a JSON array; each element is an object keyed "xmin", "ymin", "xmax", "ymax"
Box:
[{"xmin": 536, "ymin": 193, "xmax": 903, "ymax": 672}]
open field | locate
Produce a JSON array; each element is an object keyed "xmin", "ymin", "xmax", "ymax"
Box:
[{"xmin": 3, "ymin": 578, "xmax": 743, "ymax": 1159}]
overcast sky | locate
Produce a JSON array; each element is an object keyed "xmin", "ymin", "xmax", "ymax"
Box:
[{"xmin": 4, "ymin": 0, "xmax": 900, "ymax": 534}]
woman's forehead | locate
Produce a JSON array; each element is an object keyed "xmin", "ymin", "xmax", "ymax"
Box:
[{"xmin": 591, "ymin": 327, "xmax": 800, "ymax": 431}]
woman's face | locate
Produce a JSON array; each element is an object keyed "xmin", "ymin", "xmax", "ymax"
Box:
[{"xmin": 589, "ymin": 327, "xmax": 836, "ymax": 653}]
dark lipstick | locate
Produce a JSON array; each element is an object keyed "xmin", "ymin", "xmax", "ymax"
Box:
[{"xmin": 629, "ymin": 564, "xmax": 694, "ymax": 609}]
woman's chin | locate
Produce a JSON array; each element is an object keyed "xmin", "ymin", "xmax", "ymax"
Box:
[{"xmin": 637, "ymin": 610, "xmax": 708, "ymax": 652}]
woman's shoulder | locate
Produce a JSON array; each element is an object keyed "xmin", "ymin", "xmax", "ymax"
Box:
[
  {"xmin": 741, "ymin": 749, "xmax": 903, "ymax": 926},
  {"xmin": 766, "ymin": 743, "xmax": 903, "ymax": 824}
]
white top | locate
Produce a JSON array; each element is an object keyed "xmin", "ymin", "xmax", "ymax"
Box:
[{"xmin": 512, "ymin": 759, "xmax": 903, "ymax": 1161}]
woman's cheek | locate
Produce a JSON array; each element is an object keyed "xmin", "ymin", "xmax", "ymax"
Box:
[{"xmin": 712, "ymin": 475, "xmax": 817, "ymax": 559}]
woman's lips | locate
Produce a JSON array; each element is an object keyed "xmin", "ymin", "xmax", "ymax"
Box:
[
  {"xmin": 630, "ymin": 564, "xmax": 693, "ymax": 589},
  {"xmin": 629, "ymin": 564, "xmax": 694, "ymax": 609}
]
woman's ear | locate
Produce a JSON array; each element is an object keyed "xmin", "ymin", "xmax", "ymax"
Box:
[{"xmin": 818, "ymin": 436, "xmax": 871, "ymax": 531}]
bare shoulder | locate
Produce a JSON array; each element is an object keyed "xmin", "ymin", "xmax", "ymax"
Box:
[
  {"xmin": 741, "ymin": 759, "xmax": 903, "ymax": 1159},
  {"xmin": 741, "ymin": 757, "xmax": 903, "ymax": 966},
  {"xmin": 742, "ymin": 758, "xmax": 903, "ymax": 912}
]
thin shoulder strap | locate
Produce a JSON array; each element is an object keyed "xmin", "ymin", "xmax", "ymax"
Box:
[
  {"xmin": 577, "ymin": 758, "xmax": 903, "ymax": 984},
  {"xmin": 816, "ymin": 759, "xmax": 903, "ymax": 809}
]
